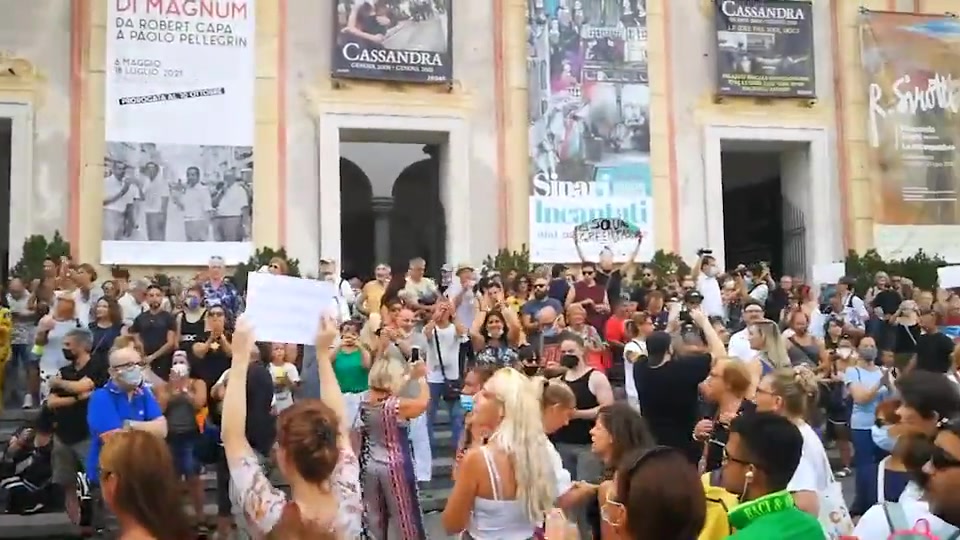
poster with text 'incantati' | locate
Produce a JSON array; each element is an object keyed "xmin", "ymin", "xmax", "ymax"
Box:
[
  {"xmin": 102, "ymin": 0, "xmax": 256, "ymax": 266},
  {"xmin": 526, "ymin": 0, "xmax": 653, "ymax": 263}
]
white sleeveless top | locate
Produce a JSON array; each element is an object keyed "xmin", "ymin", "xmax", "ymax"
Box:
[{"xmin": 465, "ymin": 446, "xmax": 537, "ymax": 540}]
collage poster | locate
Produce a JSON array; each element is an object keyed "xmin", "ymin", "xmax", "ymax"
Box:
[{"xmin": 527, "ymin": 0, "xmax": 654, "ymax": 263}]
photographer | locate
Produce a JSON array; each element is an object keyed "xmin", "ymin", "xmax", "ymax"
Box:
[
  {"xmin": 635, "ymin": 303, "xmax": 726, "ymax": 464},
  {"xmin": 692, "ymin": 249, "xmax": 724, "ymax": 319}
]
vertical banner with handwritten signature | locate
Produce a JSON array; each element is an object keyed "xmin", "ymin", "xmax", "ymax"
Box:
[{"xmin": 860, "ymin": 13, "xmax": 960, "ymax": 261}]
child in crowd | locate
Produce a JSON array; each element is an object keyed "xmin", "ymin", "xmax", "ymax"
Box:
[{"xmin": 268, "ymin": 342, "xmax": 300, "ymax": 413}]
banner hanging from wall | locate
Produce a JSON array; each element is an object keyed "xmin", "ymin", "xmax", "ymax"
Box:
[
  {"xmin": 860, "ymin": 12, "xmax": 960, "ymax": 261},
  {"xmin": 332, "ymin": 0, "xmax": 453, "ymax": 83},
  {"xmin": 526, "ymin": 0, "xmax": 654, "ymax": 263},
  {"xmin": 103, "ymin": 0, "xmax": 256, "ymax": 266},
  {"xmin": 713, "ymin": 0, "xmax": 816, "ymax": 98}
]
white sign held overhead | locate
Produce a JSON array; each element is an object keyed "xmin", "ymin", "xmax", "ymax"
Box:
[
  {"xmin": 811, "ymin": 263, "xmax": 845, "ymax": 285},
  {"xmin": 244, "ymin": 273, "xmax": 338, "ymax": 345},
  {"xmin": 938, "ymin": 266, "xmax": 960, "ymax": 289}
]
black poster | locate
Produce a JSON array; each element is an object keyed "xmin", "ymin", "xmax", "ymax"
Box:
[
  {"xmin": 332, "ymin": 0, "xmax": 453, "ymax": 83},
  {"xmin": 714, "ymin": 0, "xmax": 816, "ymax": 97}
]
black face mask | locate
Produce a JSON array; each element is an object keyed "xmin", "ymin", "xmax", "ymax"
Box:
[
  {"xmin": 560, "ymin": 354, "xmax": 580, "ymax": 369},
  {"xmin": 522, "ymin": 364, "xmax": 540, "ymax": 376},
  {"xmin": 62, "ymin": 349, "xmax": 77, "ymax": 362}
]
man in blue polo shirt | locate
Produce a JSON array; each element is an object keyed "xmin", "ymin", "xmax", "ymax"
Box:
[{"xmin": 85, "ymin": 344, "xmax": 167, "ymax": 486}]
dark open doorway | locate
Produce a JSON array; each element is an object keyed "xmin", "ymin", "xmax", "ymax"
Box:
[{"xmin": 721, "ymin": 150, "xmax": 785, "ymax": 275}]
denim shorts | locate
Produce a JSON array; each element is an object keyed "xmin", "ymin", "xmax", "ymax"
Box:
[{"xmin": 168, "ymin": 438, "xmax": 201, "ymax": 477}]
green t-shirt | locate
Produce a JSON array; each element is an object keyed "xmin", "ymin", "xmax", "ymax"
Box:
[
  {"xmin": 333, "ymin": 348, "xmax": 368, "ymax": 394},
  {"xmin": 726, "ymin": 490, "xmax": 823, "ymax": 540}
]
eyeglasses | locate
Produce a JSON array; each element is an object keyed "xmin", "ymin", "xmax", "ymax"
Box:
[
  {"xmin": 722, "ymin": 447, "xmax": 752, "ymax": 467},
  {"xmin": 112, "ymin": 361, "xmax": 146, "ymax": 370},
  {"xmin": 602, "ymin": 446, "xmax": 679, "ymax": 526}
]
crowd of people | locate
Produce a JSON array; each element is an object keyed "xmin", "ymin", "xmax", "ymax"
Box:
[{"xmin": 3, "ymin": 246, "xmax": 960, "ymax": 539}]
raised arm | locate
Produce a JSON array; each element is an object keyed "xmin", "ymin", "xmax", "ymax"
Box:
[{"xmin": 314, "ymin": 317, "xmax": 349, "ymax": 442}]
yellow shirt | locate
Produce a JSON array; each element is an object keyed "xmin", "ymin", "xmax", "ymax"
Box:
[
  {"xmin": 361, "ymin": 280, "xmax": 386, "ymax": 314},
  {"xmin": 0, "ymin": 307, "xmax": 11, "ymax": 363}
]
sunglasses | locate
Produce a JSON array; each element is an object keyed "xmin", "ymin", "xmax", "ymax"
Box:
[{"xmin": 582, "ymin": 271, "xmax": 595, "ymax": 276}]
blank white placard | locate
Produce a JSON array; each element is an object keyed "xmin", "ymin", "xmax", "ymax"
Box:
[
  {"xmin": 811, "ymin": 262, "xmax": 845, "ymax": 285},
  {"xmin": 938, "ymin": 266, "xmax": 960, "ymax": 289},
  {"xmin": 244, "ymin": 273, "xmax": 338, "ymax": 345}
]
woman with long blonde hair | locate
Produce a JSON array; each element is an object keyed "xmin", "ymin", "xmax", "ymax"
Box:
[
  {"xmin": 442, "ymin": 367, "xmax": 558, "ymax": 539},
  {"xmin": 745, "ymin": 319, "xmax": 791, "ymax": 398}
]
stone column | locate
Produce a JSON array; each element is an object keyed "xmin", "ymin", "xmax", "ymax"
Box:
[{"xmin": 372, "ymin": 197, "xmax": 393, "ymax": 265}]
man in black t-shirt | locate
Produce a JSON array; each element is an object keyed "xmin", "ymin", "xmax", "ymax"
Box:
[
  {"xmin": 128, "ymin": 285, "xmax": 177, "ymax": 380},
  {"xmin": 914, "ymin": 309, "xmax": 956, "ymax": 373},
  {"xmin": 40, "ymin": 328, "xmax": 108, "ymax": 525}
]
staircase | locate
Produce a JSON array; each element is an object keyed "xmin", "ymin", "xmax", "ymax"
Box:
[{"xmin": 0, "ymin": 407, "xmax": 456, "ymax": 538}]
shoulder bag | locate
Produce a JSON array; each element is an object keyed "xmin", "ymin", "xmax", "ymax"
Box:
[{"xmin": 434, "ymin": 328, "xmax": 462, "ymax": 401}]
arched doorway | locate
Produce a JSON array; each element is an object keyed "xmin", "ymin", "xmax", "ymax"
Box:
[
  {"xmin": 339, "ymin": 158, "xmax": 375, "ymax": 279},
  {"xmin": 389, "ymin": 146, "xmax": 446, "ymax": 276}
]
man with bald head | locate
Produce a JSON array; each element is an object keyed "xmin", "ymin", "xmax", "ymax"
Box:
[{"xmin": 85, "ymin": 345, "xmax": 167, "ymax": 489}]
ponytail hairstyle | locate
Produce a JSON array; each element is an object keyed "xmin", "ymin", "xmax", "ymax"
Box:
[
  {"xmin": 767, "ymin": 365, "xmax": 820, "ymax": 419},
  {"xmin": 537, "ymin": 377, "xmax": 576, "ymax": 410}
]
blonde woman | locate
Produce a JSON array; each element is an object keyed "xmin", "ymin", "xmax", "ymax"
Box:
[
  {"xmin": 357, "ymin": 357, "xmax": 430, "ymax": 539},
  {"xmin": 442, "ymin": 367, "xmax": 559, "ymax": 539},
  {"xmin": 754, "ymin": 365, "xmax": 849, "ymax": 525},
  {"xmin": 745, "ymin": 319, "xmax": 791, "ymax": 398}
]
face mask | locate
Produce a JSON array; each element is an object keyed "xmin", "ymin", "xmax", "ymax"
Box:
[
  {"xmin": 560, "ymin": 354, "xmax": 580, "ymax": 369},
  {"xmin": 459, "ymin": 394, "xmax": 474, "ymax": 412},
  {"xmin": 185, "ymin": 297, "xmax": 201, "ymax": 310},
  {"xmin": 743, "ymin": 277, "xmax": 754, "ymax": 288},
  {"xmin": 116, "ymin": 366, "xmax": 143, "ymax": 387},
  {"xmin": 522, "ymin": 365, "xmax": 540, "ymax": 376},
  {"xmin": 171, "ymin": 363, "xmax": 189, "ymax": 378},
  {"xmin": 62, "ymin": 349, "xmax": 77, "ymax": 362},
  {"xmin": 871, "ymin": 424, "xmax": 897, "ymax": 453},
  {"xmin": 706, "ymin": 266, "xmax": 718, "ymax": 278},
  {"xmin": 859, "ymin": 347, "xmax": 878, "ymax": 362}
]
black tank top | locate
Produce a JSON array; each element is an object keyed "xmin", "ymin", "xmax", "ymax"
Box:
[
  {"xmin": 550, "ymin": 369, "xmax": 598, "ymax": 445},
  {"xmin": 178, "ymin": 310, "xmax": 206, "ymax": 359}
]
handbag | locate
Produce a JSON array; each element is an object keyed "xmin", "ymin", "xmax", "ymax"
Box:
[
  {"xmin": 817, "ymin": 439, "xmax": 854, "ymax": 538},
  {"xmin": 435, "ymin": 329, "xmax": 462, "ymax": 402}
]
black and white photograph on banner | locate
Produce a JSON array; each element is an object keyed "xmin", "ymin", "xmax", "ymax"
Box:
[
  {"xmin": 102, "ymin": 142, "xmax": 254, "ymax": 244},
  {"xmin": 714, "ymin": 0, "xmax": 815, "ymax": 97},
  {"xmin": 332, "ymin": 0, "xmax": 452, "ymax": 83}
]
